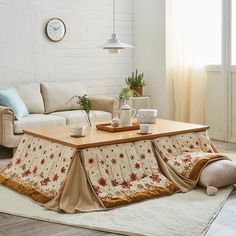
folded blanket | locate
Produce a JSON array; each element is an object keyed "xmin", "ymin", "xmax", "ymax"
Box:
[{"xmin": 152, "ymin": 131, "xmax": 229, "ymax": 190}]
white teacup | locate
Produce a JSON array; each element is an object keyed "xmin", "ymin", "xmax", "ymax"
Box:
[
  {"xmin": 139, "ymin": 124, "xmax": 150, "ymax": 134},
  {"xmin": 70, "ymin": 126, "xmax": 86, "ymax": 136}
]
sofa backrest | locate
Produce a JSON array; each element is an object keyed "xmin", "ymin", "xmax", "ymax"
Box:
[
  {"xmin": 15, "ymin": 84, "xmax": 45, "ymax": 114},
  {"xmin": 41, "ymin": 82, "xmax": 87, "ymax": 113}
]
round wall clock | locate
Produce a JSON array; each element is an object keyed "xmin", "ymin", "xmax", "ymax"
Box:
[{"xmin": 46, "ymin": 18, "xmax": 66, "ymax": 42}]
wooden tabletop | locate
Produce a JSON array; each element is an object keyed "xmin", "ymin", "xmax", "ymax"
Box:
[{"xmin": 24, "ymin": 119, "xmax": 209, "ymax": 149}]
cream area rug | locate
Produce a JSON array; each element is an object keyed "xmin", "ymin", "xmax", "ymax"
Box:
[
  {"xmin": 0, "ymin": 155, "xmax": 235, "ymax": 236},
  {"xmin": 0, "ymin": 183, "xmax": 232, "ymax": 236}
]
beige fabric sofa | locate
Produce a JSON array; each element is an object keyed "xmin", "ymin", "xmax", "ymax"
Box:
[{"xmin": 0, "ymin": 82, "xmax": 117, "ymax": 148}]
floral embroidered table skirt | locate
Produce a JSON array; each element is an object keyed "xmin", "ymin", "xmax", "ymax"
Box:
[{"xmin": 0, "ymin": 131, "xmax": 228, "ymax": 213}]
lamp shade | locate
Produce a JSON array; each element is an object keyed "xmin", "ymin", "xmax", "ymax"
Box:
[{"xmin": 103, "ymin": 0, "xmax": 133, "ymax": 53}]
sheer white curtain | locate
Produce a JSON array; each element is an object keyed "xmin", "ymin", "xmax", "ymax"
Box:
[{"xmin": 166, "ymin": 0, "xmax": 219, "ymax": 124}]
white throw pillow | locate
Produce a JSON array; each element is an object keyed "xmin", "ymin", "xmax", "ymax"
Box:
[
  {"xmin": 41, "ymin": 82, "xmax": 87, "ymax": 113},
  {"xmin": 199, "ymin": 160, "xmax": 236, "ymax": 195},
  {"xmin": 15, "ymin": 84, "xmax": 45, "ymax": 114}
]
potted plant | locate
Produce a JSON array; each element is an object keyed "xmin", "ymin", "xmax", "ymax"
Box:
[
  {"xmin": 118, "ymin": 87, "xmax": 138, "ymax": 104},
  {"xmin": 125, "ymin": 69, "xmax": 146, "ymax": 95},
  {"xmin": 70, "ymin": 94, "xmax": 93, "ymax": 127}
]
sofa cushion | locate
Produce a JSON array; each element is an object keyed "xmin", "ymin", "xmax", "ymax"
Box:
[
  {"xmin": 0, "ymin": 87, "xmax": 29, "ymax": 120},
  {"xmin": 14, "ymin": 114, "xmax": 66, "ymax": 134},
  {"xmin": 15, "ymin": 84, "xmax": 45, "ymax": 114},
  {"xmin": 51, "ymin": 110, "xmax": 111, "ymax": 125},
  {"xmin": 41, "ymin": 82, "xmax": 87, "ymax": 113}
]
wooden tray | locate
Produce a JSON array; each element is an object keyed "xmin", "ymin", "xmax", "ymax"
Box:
[{"xmin": 96, "ymin": 123, "xmax": 140, "ymax": 132}]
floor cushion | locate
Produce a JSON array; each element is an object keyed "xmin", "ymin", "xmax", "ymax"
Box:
[
  {"xmin": 51, "ymin": 110, "xmax": 111, "ymax": 126},
  {"xmin": 199, "ymin": 159, "xmax": 236, "ymax": 188},
  {"xmin": 14, "ymin": 114, "xmax": 66, "ymax": 134}
]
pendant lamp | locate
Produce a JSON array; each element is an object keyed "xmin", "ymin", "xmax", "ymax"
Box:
[{"xmin": 103, "ymin": 0, "xmax": 133, "ymax": 53}]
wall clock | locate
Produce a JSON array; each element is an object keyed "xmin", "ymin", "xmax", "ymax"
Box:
[{"xmin": 46, "ymin": 18, "xmax": 66, "ymax": 42}]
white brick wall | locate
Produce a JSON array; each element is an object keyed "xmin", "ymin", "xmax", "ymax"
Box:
[{"xmin": 0, "ymin": 0, "xmax": 133, "ymax": 98}]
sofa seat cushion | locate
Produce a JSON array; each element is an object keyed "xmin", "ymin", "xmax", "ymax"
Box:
[
  {"xmin": 41, "ymin": 82, "xmax": 87, "ymax": 113},
  {"xmin": 14, "ymin": 114, "xmax": 66, "ymax": 134},
  {"xmin": 51, "ymin": 110, "xmax": 111, "ymax": 125}
]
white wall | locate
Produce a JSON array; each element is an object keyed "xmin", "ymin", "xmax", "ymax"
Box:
[
  {"xmin": 133, "ymin": 0, "xmax": 166, "ymax": 117},
  {"xmin": 0, "ymin": 0, "xmax": 133, "ymax": 97}
]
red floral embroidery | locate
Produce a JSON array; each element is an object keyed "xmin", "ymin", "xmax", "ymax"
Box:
[
  {"xmin": 6, "ymin": 162, "xmax": 13, "ymax": 169},
  {"xmin": 88, "ymin": 158, "xmax": 94, "ymax": 164},
  {"xmin": 94, "ymin": 186, "xmax": 101, "ymax": 195},
  {"xmin": 40, "ymin": 177, "xmax": 50, "ymax": 186},
  {"xmin": 111, "ymin": 159, "xmax": 117, "ymax": 164},
  {"xmin": 119, "ymin": 153, "xmax": 124, "ymax": 158},
  {"xmin": 40, "ymin": 159, "xmax": 45, "ymax": 165},
  {"xmin": 22, "ymin": 169, "xmax": 31, "ymax": 177},
  {"xmin": 135, "ymin": 163, "xmax": 140, "ymax": 169},
  {"xmin": 98, "ymin": 177, "xmax": 107, "ymax": 186},
  {"xmin": 182, "ymin": 155, "xmax": 191, "ymax": 163},
  {"xmin": 122, "ymin": 182, "xmax": 132, "ymax": 189},
  {"xmin": 60, "ymin": 167, "xmax": 65, "ymax": 173},
  {"xmin": 167, "ymin": 148, "xmax": 172, "ymax": 154},
  {"xmin": 53, "ymin": 174, "xmax": 58, "ymax": 181},
  {"xmin": 16, "ymin": 158, "xmax": 21, "ymax": 165},
  {"xmin": 137, "ymin": 184, "xmax": 143, "ymax": 189},
  {"xmin": 163, "ymin": 156, "xmax": 169, "ymax": 162},
  {"xmin": 151, "ymin": 175, "xmax": 161, "ymax": 183},
  {"xmin": 130, "ymin": 172, "xmax": 137, "ymax": 181},
  {"xmin": 33, "ymin": 166, "xmax": 37, "ymax": 175}
]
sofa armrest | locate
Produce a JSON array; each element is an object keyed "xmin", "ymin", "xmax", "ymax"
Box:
[
  {"xmin": 90, "ymin": 97, "xmax": 119, "ymax": 117},
  {"xmin": 0, "ymin": 106, "xmax": 21, "ymax": 148}
]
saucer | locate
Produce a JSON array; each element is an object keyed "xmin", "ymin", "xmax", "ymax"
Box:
[
  {"xmin": 137, "ymin": 132, "xmax": 152, "ymax": 135},
  {"xmin": 70, "ymin": 134, "xmax": 86, "ymax": 138}
]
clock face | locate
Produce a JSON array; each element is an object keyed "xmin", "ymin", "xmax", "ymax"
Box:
[{"xmin": 46, "ymin": 18, "xmax": 66, "ymax": 42}]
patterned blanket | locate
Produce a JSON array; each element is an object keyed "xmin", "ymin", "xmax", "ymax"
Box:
[{"xmin": 0, "ymin": 131, "xmax": 227, "ymax": 213}]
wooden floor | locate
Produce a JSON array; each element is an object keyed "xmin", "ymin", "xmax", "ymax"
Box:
[{"xmin": 0, "ymin": 140, "xmax": 236, "ymax": 236}]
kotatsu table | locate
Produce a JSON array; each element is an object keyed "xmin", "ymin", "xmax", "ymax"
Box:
[
  {"xmin": 23, "ymin": 119, "xmax": 209, "ymax": 149},
  {"xmin": 0, "ymin": 119, "xmax": 226, "ymax": 213}
]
